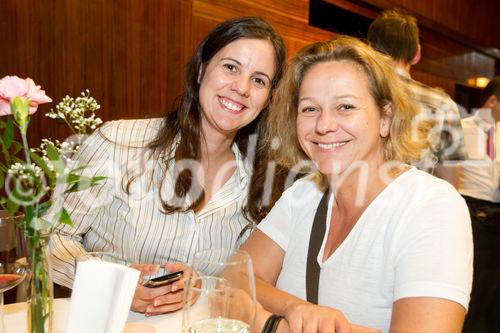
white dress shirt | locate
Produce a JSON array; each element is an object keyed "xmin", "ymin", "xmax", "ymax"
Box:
[
  {"xmin": 459, "ymin": 109, "xmax": 500, "ymax": 202},
  {"xmin": 50, "ymin": 118, "xmax": 253, "ymax": 288}
]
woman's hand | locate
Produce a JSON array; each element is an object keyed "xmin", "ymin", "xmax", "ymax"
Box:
[
  {"xmin": 283, "ymin": 300, "xmax": 352, "ymax": 333},
  {"xmin": 130, "ymin": 262, "xmax": 190, "ymax": 315}
]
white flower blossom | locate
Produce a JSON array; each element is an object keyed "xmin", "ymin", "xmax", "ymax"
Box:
[
  {"xmin": 31, "ymin": 139, "xmax": 81, "ymax": 179},
  {"xmin": 45, "ymin": 89, "xmax": 102, "ymax": 135},
  {"xmin": 7, "ymin": 162, "xmax": 44, "ymax": 183}
]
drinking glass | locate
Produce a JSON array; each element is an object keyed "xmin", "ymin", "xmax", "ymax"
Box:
[
  {"xmin": 0, "ymin": 211, "xmax": 28, "ymax": 333},
  {"xmin": 183, "ymin": 248, "xmax": 256, "ymax": 333}
]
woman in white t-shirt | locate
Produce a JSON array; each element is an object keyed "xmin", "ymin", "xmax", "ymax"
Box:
[{"xmin": 242, "ymin": 36, "xmax": 473, "ymax": 333}]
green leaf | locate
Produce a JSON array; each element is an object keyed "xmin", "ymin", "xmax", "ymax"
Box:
[
  {"xmin": 64, "ymin": 175, "xmax": 106, "ymax": 193},
  {"xmin": 66, "ymin": 173, "xmax": 80, "ymax": 183},
  {"xmin": 45, "ymin": 142, "xmax": 60, "ymax": 161},
  {"xmin": 68, "ymin": 165, "xmax": 88, "ymax": 173},
  {"xmin": 6, "ymin": 196, "xmax": 20, "ymax": 215},
  {"xmin": 11, "ymin": 156, "xmax": 24, "ymax": 164},
  {"xmin": 34, "ymin": 217, "xmax": 54, "ymax": 231},
  {"xmin": 36, "ymin": 200, "xmax": 53, "ymax": 216},
  {"xmin": 64, "ymin": 183, "xmax": 81, "ymax": 193},
  {"xmin": 49, "ymin": 159, "xmax": 66, "ymax": 178},
  {"xmin": 10, "ymin": 141, "xmax": 22, "ymax": 155},
  {"xmin": 2, "ymin": 117, "xmax": 14, "ymax": 149},
  {"xmin": 56, "ymin": 207, "xmax": 73, "ymax": 226},
  {"xmin": 0, "ymin": 171, "xmax": 4, "ymax": 189},
  {"xmin": 90, "ymin": 176, "xmax": 107, "ymax": 184},
  {"xmin": 30, "ymin": 151, "xmax": 55, "ymax": 183}
]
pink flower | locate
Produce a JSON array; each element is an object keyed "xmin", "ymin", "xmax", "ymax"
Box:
[{"xmin": 0, "ymin": 76, "xmax": 52, "ymax": 116}]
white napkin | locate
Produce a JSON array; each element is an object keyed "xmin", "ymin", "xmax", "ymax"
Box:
[{"xmin": 65, "ymin": 260, "xmax": 140, "ymax": 333}]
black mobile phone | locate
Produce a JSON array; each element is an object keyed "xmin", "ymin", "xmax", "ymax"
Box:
[{"xmin": 143, "ymin": 270, "xmax": 183, "ymax": 288}]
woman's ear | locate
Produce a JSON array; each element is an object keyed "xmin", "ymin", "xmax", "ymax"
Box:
[{"xmin": 380, "ymin": 103, "xmax": 393, "ymax": 138}]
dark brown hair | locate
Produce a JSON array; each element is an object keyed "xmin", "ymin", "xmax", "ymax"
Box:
[
  {"xmin": 127, "ymin": 16, "xmax": 286, "ymax": 222},
  {"xmin": 367, "ymin": 9, "xmax": 419, "ymax": 64},
  {"xmin": 481, "ymin": 76, "xmax": 500, "ymax": 106}
]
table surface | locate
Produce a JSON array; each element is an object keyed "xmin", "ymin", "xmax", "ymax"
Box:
[{"xmin": 4, "ymin": 298, "xmax": 182, "ymax": 333}]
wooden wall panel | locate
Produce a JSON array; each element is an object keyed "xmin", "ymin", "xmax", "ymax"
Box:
[
  {"xmin": 0, "ymin": 0, "xmax": 191, "ymax": 146},
  {"xmin": 0, "ymin": 0, "xmax": 495, "ymax": 147},
  {"xmin": 1, "ymin": 0, "xmax": 337, "ymax": 147},
  {"xmin": 363, "ymin": 0, "xmax": 500, "ymax": 48},
  {"xmin": 192, "ymin": 0, "xmax": 334, "ymax": 57},
  {"xmin": 431, "ymin": 0, "xmax": 458, "ymax": 30},
  {"xmin": 323, "ymin": 0, "xmax": 496, "ymax": 97}
]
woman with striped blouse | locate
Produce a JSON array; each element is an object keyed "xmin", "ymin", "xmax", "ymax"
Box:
[{"xmin": 49, "ymin": 16, "xmax": 286, "ymax": 315}]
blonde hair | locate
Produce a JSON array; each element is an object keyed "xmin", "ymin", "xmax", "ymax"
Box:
[{"xmin": 266, "ymin": 35, "xmax": 430, "ymax": 169}]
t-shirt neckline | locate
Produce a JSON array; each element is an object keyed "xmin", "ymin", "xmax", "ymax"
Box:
[{"xmin": 318, "ymin": 166, "xmax": 416, "ymax": 266}]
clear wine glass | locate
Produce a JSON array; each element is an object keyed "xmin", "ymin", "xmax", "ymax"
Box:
[
  {"xmin": 0, "ymin": 211, "xmax": 28, "ymax": 333},
  {"xmin": 183, "ymin": 248, "xmax": 256, "ymax": 333}
]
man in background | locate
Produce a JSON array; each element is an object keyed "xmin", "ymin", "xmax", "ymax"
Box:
[
  {"xmin": 458, "ymin": 76, "xmax": 500, "ymax": 333},
  {"xmin": 367, "ymin": 9, "xmax": 467, "ymax": 184}
]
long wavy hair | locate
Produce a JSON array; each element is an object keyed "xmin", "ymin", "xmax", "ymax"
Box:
[
  {"xmin": 126, "ymin": 16, "xmax": 286, "ymax": 222},
  {"xmin": 266, "ymin": 36, "xmax": 430, "ymax": 187}
]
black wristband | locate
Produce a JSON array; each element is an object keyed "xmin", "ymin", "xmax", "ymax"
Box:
[{"xmin": 262, "ymin": 314, "xmax": 284, "ymax": 333}]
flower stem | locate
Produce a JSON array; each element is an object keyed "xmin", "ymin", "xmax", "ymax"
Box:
[
  {"xmin": 20, "ymin": 130, "xmax": 32, "ymax": 165},
  {"xmin": 62, "ymin": 116, "xmax": 78, "ymax": 136},
  {"xmin": 27, "ymin": 232, "xmax": 53, "ymax": 333}
]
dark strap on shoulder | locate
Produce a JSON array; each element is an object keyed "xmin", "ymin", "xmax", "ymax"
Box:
[{"xmin": 306, "ymin": 189, "xmax": 330, "ymax": 304}]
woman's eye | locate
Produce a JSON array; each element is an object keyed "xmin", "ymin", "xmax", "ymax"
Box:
[
  {"xmin": 253, "ymin": 77, "xmax": 267, "ymax": 87},
  {"xmin": 300, "ymin": 106, "xmax": 317, "ymax": 113},
  {"xmin": 339, "ymin": 104, "xmax": 355, "ymax": 111},
  {"xmin": 223, "ymin": 63, "xmax": 237, "ymax": 72}
]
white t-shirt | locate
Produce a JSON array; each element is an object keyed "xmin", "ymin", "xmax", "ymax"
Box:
[{"xmin": 258, "ymin": 168, "xmax": 473, "ymax": 333}]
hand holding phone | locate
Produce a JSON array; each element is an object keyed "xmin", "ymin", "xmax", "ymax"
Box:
[{"xmin": 143, "ymin": 270, "xmax": 183, "ymax": 288}]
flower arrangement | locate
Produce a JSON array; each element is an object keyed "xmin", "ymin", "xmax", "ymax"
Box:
[{"xmin": 0, "ymin": 75, "xmax": 105, "ymax": 333}]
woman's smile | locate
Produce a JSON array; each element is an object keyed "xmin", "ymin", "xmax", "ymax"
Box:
[
  {"xmin": 217, "ymin": 95, "xmax": 246, "ymax": 114},
  {"xmin": 316, "ymin": 141, "xmax": 349, "ymax": 151}
]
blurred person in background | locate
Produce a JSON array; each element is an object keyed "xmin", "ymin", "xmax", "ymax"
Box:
[
  {"xmin": 458, "ymin": 76, "xmax": 500, "ymax": 333},
  {"xmin": 367, "ymin": 9, "xmax": 467, "ymax": 187}
]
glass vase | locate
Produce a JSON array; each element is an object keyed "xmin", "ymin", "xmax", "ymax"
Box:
[{"xmin": 26, "ymin": 232, "xmax": 53, "ymax": 333}]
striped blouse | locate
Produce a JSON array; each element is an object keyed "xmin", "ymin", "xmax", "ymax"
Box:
[{"xmin": 50, "ymin": 118, "xmax": 253, "ymax": 288}]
